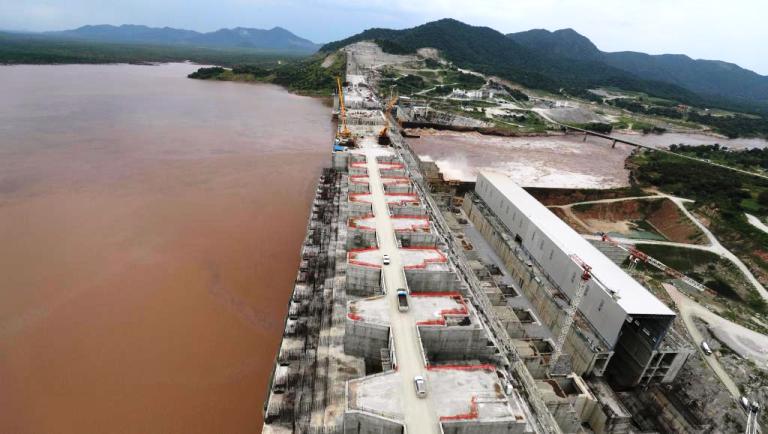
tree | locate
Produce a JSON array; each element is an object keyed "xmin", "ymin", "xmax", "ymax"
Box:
[{"xmin": 758, "ymin": 190, "xmax": 768, "ymax": 206}]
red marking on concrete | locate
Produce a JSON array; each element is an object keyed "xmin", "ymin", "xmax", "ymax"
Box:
[
  {"xmin": 389, "ymin": 215, "xmax": 430, "ymax": 232},
  {"xmin": 348, "ymin": 193, "xmax": 371, "ymax": 203},
  {"xmin": 347, "ymin": 213, "xmax": 376, "ymax": 230},
  {"xmin": 347, "ymin": 313, "xmax": 362, "ymax": 321},
  {"xmin": 348, "ymin": 192, "xmax": 420, "ymax": 205},
  {"xmin": 399, "ymin": 247, "xmax": 447, "ymax": 270},
  {"xmin": 428, "ymin": 364, "xmax": 496, "ymax": 372},
  {"xmin": 410, "ymin": 291, "xmax": 462, "ymax": 297},
  {"xmin": 440, "ymin": 396, "xmax": 478, "ymax": 421},
  {"xmin": 383, "ymin": 193, "xmax": 420, "ymax": 205},
  {"xmin": 413, "ymin": 292, "xmax": 470, "ymax": 327},
  {"xmin": 439, "ymin": 307, "xmax": 468, "ymax": 316},
  {"xmin": 416, "ymin": 319, "xmax": 446, "ymax": 326},
  {"xmin": 347, "ymin": 247, "xmax": 382, "ymax": 268}
]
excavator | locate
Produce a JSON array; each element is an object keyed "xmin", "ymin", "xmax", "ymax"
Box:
[
  {"xmin": 378, "ymin": 90, "xmax": 399, "ymax": 146},
  {"xmin": 335, "ymin": 76, "xmax": 354, "ymax": 147}
]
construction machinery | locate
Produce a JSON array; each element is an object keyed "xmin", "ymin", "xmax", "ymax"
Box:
[
  {"xmin": 378, "ymin": 88, "xmax": 399, "ymax": 145},
  {"xmin": 335, "ymin": 76, "xmax": 354, "ymax": 146},
  {"xmin": 549, "ymin": 254, "xmax": 592, "ymax": 373},
  {"xmin": 599, "ymin": 233, "xmax": 711, "ymax": 292}
]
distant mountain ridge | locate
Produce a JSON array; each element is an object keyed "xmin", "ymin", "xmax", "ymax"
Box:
[
  {"xmin": 507, "ymin": 28, "xmax": 768, "ymax": 109},
  {"xmin": 320, "ymin": 19, "xmax": 767, "ymax": 113},
  {"xmin": 320, "ymin": 19, "xmax": 703, "ymax": 106},
  {"xmin": 46, "ymin": 24, "xmax": 320, "ymax": 53}
]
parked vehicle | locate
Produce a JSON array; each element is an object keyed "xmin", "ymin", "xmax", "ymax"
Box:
[
  {"xmin": 740, "ymin": 396, "xmax": 751, "ymax": 411},
  {"xmin": 397, "ymin": 290, "xmax": 409, "ymax": 312},
  {"xmin": 382, "ymin": 254, "xmax": 391, "ymax": 265},
  {"xmin": 701, "ymin": 341, "xmax": 712, "ymax": 355},
  {"xmin": 413, "ymin": 375, "xmax": 427, "ymax": 398}
]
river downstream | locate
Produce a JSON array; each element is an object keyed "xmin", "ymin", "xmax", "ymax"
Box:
[{"xmin": 0, "ymin": 63, "xmax": 331, "ymax": 433}]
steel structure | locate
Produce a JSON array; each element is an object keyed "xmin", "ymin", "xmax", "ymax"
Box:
[
  {"xmin": 335, "ymin": 76, "xmax": 352, "ymax": 143},
  {"xmin": 599, "ymin": 233, "xmax": 710, "ymax": 292},
  {"xmin": 549, "ymin": 254, "xmax": 592, "ymax": 372}
]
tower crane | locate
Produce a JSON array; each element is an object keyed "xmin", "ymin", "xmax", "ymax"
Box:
[
  {"xmin": 550, "ymin": 254, "xmax": 592, "ymax": 373},
  {"xmin": 599, "ymin": 233, "xmax": 711, "ymax": 292},
  {"xmin": 335, "ymin": 76, "xmax": 353, "ymax": 146}
]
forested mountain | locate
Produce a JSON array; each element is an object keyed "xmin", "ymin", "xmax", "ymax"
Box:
[
  {"xmin": 321, "ymin": 19, "xmax": 702, "ymax": 106},
  {"xmin": 508, "ymin": 28, "xmax": 768, "ymax": 111},
  {"xmin": 508, "ymin": 28, "xmax": 601, "ymax": 60},
  {"xmin": 322, "ymin": 19, "xmax": 767, "ymax": 113},
  {"xmin": 46, "ymin": 24, "xmax": 320, "ymax": 53}
]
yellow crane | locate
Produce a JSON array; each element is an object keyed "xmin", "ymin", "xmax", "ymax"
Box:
[
  {"xmin": 378, "ymin": 90, "xmax": 399, "ymax": 140},
  {"xmin": 336, "ymin": 76, "xmax": 352, "ymax": 143}
]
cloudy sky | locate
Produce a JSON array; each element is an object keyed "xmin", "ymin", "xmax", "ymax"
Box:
[{"xmin": 2, "ymin": 0, "xmax": 767, "ymax": 74}]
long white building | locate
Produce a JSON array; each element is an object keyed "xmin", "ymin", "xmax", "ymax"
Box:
[{"xmin": 475, "ymin": 171, "xmax": 689, "ymax": 387}]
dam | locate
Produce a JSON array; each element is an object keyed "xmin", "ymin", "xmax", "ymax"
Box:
[{"xmin": 260, "ymin": 46, "xmax": 694, "ymax": 434}]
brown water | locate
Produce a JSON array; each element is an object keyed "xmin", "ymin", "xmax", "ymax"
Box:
[
  {"xmin": 612, "ymin": 131, "xmax": 768, "ymax": 149},
  {"xmin": 408, "ymin": 130, "xmax": 632, "ymax": 188},
  {"xmin": 0, "ymin": 63, "xmax": 331, "ymax": 433}
]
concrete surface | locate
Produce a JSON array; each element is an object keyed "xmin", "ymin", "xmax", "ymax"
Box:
[
  {"xmin": 364, "ymin": 150, "xmax": 441, "ymax": 433},
  {"xmin": 350, "ymin": 215, "xmax": 430, "ymax": 232},
  {"xmin": 350, "ymin": 192, "xmax": 420, "ymax": 205},
  {"xmin": 663, "ymin": 283, "xmax": 742, "ymax": 397},
  {"xmin": 349, "ymin": 247, "xmax": 448, "ymax": 270},
  {"xmin": 664, "ymin": 283, "xmax": 768, "ymax": 369},
  {"xmin": 746, "ymin": 213, "xmax": 768, "ymax": 235},
  {"xmin": 351, "ymin": 366, "xmax": 527, "ymax": 422},
  {"xmin": 350, "ymin": 293, "xmax": 468, "ymax": 325}
]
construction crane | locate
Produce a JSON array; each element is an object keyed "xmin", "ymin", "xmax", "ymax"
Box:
[
  {"xmin": 378, "ymin": 88, "xmax": 399, "ymax": 145},
  {"xmin": 599, "ymin": 233, "xmax": 710, "ymax": 292},
  {"xmin": 550, "ymin": 254, "xmax": 592, "ymax": 373},
  {"xmin": 335, "ymin": 76, "xmax": 353, "ymax": 146}
]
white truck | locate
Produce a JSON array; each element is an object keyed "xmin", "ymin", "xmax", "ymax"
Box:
[{"xmin": 701, "ymin": 341, "xmax": 713, "ymax": 355}]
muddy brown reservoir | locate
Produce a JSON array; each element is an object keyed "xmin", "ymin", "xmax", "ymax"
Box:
[{"xmin": 0, "ymin": 63, "xmax": 330, "ymax": 433}]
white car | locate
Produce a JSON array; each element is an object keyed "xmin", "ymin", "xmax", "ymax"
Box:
[
  {"xmin": 382, "ymin": 254, "xmax": 391, "ymax": 265},
  {"xmin": 413, "ymin": 375, "xmax": 427, "ymax": 398}
]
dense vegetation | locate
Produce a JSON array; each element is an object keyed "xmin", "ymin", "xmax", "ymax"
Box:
[
  {"xmin": 608, "ymin": 97, "xmax": 768, "ymax": 138},
  {"xmin": 320, "ymin": 19, "xmax": 708, "ymax": 110},
  {"xmin": 632, "ymin": 147, "xmax": 768, "ymax": 314},
  {"xmin": 444, "ymin": 70, "xmax": 486, "ymax": 89},
  {"xmin": 634, "ymin": 149, "xmax": 768, "ymax": 214},
  {"xmin": 508, "ymin": 27, "xmax": 768, "ymax": 116},
  {"xmin": 187, "ymin": 67, "xmax": 225, "ymax": 79},
  {"xmin": 686, "ymin": 112, "xmax": 768, "ymax": 139},
  {"xmin": 0, "ymin": 32, "xmax": 299, "ymax": 66},
  {"xmin": 46, "ymin": 24, "xmax": 319, "ymax": 54},
  {"xmin": 271, "ymin": 54, "xmax": 345, "ymax": 94},
  {"xmin": 502, "ymin": 86, "xmax": 530, "ymax": 101},
  {"xmin": 187, "ymin": 52, "xmax": 346, "ymax": 95},
  {"xmin": 568, "ymin": 122, "xmax": 613, "ymax": 134},
  {"xmin": 668, "ymin": 144, "xmax": 768, "ymax": 171}
]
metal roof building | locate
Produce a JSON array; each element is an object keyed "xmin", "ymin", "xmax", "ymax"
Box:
[{"xmin": 475, "ymin": 171, "xmax": 675, "ymax": 355}]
